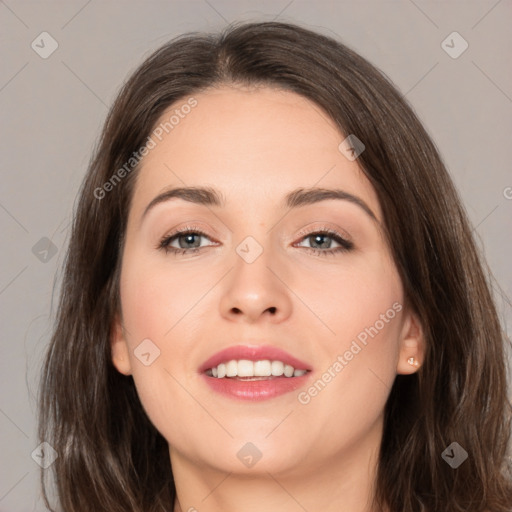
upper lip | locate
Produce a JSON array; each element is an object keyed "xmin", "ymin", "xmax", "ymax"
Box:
[{"xmin": 199, "ymin": 344, "xmax": 312, "ymax": 373}]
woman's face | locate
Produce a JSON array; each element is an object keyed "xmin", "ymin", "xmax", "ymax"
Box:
[{"xmin": 111, "ymin": 85, "xmax": 423, "ymax": 478}]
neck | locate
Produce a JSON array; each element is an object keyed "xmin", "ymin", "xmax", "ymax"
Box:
[{"xmin": 171, "ymin": 418, "xmax": 386, "ymax": 512}]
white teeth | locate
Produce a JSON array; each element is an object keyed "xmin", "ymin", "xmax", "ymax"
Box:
[
  {"xmin": 271, "ymin": 361, "xmax": 284, "ymax": 376},
  {"xmin": 284, "ymin": 364, "xmax": 294, "ymax": 377},
  {"xmin": 254, "ymin": 360, "xmax": 272, "ymax": 376},
  {"xmin": 237, "ymin": 360, "xmax": 254, "ymax": 377},
  {"xmin": 217, "ymin": 363, "xmax": 226, "ymax": 378},
  {"xmin": 207, "ymin": 359, "xmax": 308, "ymax": 379},
  {"xmin": 226, "ymin": 360, "xmax": 238, "ymax": 377}
]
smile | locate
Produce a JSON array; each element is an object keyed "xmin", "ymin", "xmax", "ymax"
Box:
[
  {"xmin": 200, "ymin": 345, "xmax": 312, "ymax": 400},
  {"xmin": 205, "ymin": 359, "xmax": 308, "ymax": 378}
]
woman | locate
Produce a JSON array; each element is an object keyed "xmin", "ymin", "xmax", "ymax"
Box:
[{"xmin": 38, "ymin": 20, "xmax": 512, "ymax": 512}]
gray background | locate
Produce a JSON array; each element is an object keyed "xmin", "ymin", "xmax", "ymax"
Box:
[{"xmin": 1, "ymin": 1, "xmax": 511, "ymax": 510}]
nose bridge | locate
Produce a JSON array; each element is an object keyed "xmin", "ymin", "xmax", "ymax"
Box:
[{"xmin": 218, "ymin": 230, "xmax": 292, "ymax": 322}]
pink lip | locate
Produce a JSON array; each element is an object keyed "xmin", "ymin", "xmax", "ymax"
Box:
[
  {"xmin": 201, "ymin": 372, "xmax": 311, "ymax": 401},
  {"xmin": 199, "ymin": 344, "xmax": 311, "ymax": 373},
  {"xmin": 199, "ymin": 344, "xmax": 312, "ymax": 401}
]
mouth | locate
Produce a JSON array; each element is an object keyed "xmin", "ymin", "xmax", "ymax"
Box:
[
  {"xmin": 199, "ymin": 345, "xmax": 312, "ymax": 400},
  {"xmin": 205, "ymin": 359, "xmax": 308, "ymax": 379}
]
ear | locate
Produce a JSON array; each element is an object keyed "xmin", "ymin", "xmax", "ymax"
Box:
[
  {"xmin": 110, "ymin": 313, "xmax": 133, "ymax": 376},
  {"xmin": 396, "ymin": 306, "xmax": 425, "ymax": 375}
]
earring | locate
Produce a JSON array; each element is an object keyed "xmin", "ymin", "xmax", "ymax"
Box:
[{"xmin": 407, "ymin": 357, "xmax": 420, "ymax": 368}]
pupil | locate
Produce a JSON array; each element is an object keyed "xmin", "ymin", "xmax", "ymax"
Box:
[
  {"xmin": 181, "ymin": 234, "xmax": 199, "ymax": 249},
  {"xmin": 313, "ymin": 234, "xmax": 329, "ymax": 249}
]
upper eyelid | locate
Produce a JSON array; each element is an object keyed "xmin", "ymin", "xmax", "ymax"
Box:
[
  {"xmin": 295, "ymin": 224, "xmax": 352, "ymax": 241},
  {"xmin": 159, "ymin": 229, "xmax": 352, "ymax": 259},
  {"xmin": 161, "ymin": 225, "xmax": 351, "ymax": 246}
]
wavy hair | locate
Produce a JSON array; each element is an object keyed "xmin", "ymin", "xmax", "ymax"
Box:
[{"xmin": 38, "ymin": 20, "xmax": 512, "ymax": 512}]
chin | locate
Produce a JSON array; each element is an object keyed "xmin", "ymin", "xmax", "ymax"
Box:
[{"xmin": 172, "ymin": 434, "xmax": 309, "ymax": 476}]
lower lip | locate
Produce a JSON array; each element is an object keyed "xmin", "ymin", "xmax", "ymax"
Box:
[{"xmin": 201, "ymin": 373, "xmax": 311, "ymax": 401}]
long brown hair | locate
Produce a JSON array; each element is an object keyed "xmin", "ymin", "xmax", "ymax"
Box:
[{"xmin": 38, "ymin": 20, "xmax": 512, "ymax": 511}]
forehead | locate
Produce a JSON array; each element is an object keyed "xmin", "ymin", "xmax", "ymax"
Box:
[{"xmin": 130, "ymin": 85, "xmax": 381, "ymax": 222}]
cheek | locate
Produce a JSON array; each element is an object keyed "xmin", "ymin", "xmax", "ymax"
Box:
[
  {"xmin": 303, "ymin": 248, "xmax": 403, "ymax": 353},
  {"xmin": 117, "ymin": 250, "xmax": 215, "ymax": 442},
  {"xmin": 119, "ymin": 250, "xmax": 204, "ymax": 341},
  {"xmin": 295, "ymin": 255, "xmax": 403, "ymax": 439}
]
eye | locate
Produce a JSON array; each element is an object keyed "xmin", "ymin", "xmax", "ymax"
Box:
[
  {"xmin": 294, "ymin": 227, "xmax": 354, "ymax": 257},
  {"xmin": 157, "ymin": 226, "xmax": 217, "ymax": 255},
  {"xmin": 157, "ymin": 225, "xmax": 354, "ymax": 257}
]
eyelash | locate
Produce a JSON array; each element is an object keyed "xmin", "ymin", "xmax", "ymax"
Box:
[{"xmin": 157, "ymin": 224, "xmax": 354, "ymax": 257}]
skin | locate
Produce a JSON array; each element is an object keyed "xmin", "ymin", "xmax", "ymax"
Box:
[{"xmin": 111, "ymin": 85, "xmax": 424, "ymax": 512}]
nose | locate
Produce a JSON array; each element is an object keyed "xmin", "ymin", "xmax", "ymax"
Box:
[{"xmin": 219, "ymin": 244, "xmax": 293, "ymax": 324}]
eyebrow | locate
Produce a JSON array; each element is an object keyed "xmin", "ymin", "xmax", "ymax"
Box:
[{"xmin": 141, "ymin": 185, "xmax": 378, "ymax": 223}]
